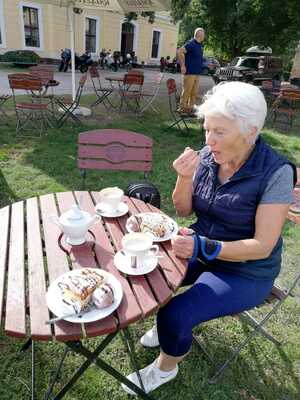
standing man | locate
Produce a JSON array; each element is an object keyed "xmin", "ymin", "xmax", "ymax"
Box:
[{"xmin": 178, "ymin": 28, "xmax": 205, "ymax": 113}]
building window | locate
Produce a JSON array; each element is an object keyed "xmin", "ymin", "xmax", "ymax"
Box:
[
  {"xmin": 85, "ymin": 17, "xmax": 97, "ymax": 53},
  {"xmin": 151, "ymin": 30, "xmax": 161, "ymax": 59},
  {"xmin": 23, "ymin": 6, "xmax": 40, "ymax": 48}
]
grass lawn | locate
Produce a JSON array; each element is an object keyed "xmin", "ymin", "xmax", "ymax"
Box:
[{"xmin": 0, "ymin": 96, "xmax": 299, "ymax": 400}]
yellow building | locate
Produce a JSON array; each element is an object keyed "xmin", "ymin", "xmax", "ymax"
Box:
[{"xmin": 0, "ymin": 0, "xmax": 179, "ymax": 63}]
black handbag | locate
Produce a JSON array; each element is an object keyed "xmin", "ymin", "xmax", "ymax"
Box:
[{"xmin": 125, "ymin": 182, "xmax": 161, "ymax": 209}]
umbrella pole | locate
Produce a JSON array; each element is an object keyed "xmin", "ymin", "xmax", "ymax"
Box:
[{"xmin": 68, "ymin": 5, "xmax": 76, "ymax": 101}]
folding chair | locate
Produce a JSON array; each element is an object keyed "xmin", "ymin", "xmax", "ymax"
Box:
[
  {"xmin": 8, "ymin": 75, "xmax": 52, "ymax": 136},
  {"xmin": 55, "ymin": 73, "xmax": 87, "ymax": 127},
  {"xmin": 138, "ymin": 72, "xmax": 164, "ymax": 114},
  {"xmin": 193, "ymin": 187, "xmax": 300, "ymax": 383},
  {"xmin": 271, "ymin": 89, "xmax": 300, "ymax": 131},
  {"xmin": 77, "ymin": 129, "xmax": 152, "ymax": 190},
  {"xmin": 166, "ymin": 78, "xmax": 198, "ymax": 133},
  {"xmin": 89, "ymin": 65, "xmax": 118, "ymax": 110},
  {"xmin": 119, "ymin": 73, "xmax": 144, "ymax": 113}
]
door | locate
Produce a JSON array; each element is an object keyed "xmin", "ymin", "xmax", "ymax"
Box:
[{"xmin": 121, "ymin": 22, "xmax": 135, "ymax": 58}]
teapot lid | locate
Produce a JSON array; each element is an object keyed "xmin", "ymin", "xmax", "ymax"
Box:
[{"xmin": 63, "ymin": 205, "xmax": 85, "ymax": 222}]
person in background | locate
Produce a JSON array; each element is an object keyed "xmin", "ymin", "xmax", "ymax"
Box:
[
  {"xmin": 177, "ymin": 27, "xmax": 205, "ymax": 114},
  {"xmin": 121, "ymin": 82, "xmax": 296, "ymax": 395},
  {"xmin": 160, "ymin": 57, "xmax": 166, "ymax": 72},
  {"xmin": 99, "ymin": 48, "xmax": 106, "ymax": 69}
]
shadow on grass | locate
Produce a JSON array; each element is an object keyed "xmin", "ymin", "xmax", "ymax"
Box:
[
  {"xmin": 0, "ymin": 169, "xmax": 18, "ymax": 207},
  {"xmin": 190, "ymin": 320, "xmax": 300, "ymax": 400}
]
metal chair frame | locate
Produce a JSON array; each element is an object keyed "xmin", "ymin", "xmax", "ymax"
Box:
[
  {"xmin": 138, "ymin": 72, "xmax": 164, "ymax": 114},
  {"xmin": 119, "ymin": 73, "xmax": 145, "ymax": 113},
  {"xmin": 89, "ymin": 66, "xmax": 118, "ymax": 110},
  {"xmin": 193, "ymin": 274, "xmax": 300, "ymax": 383},
  {"xmin": 271, "ymin": 89, "xmax": 300, "ymax": 131},
  {"xmin": 55, "ymin": 74, "xmax": 87, "ymax": 127},
  {"xmin": 166, "ymin": 78, "xmax": 198, "ymax": 133}
]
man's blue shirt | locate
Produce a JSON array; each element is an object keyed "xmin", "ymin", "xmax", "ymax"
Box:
[{"xmin": 184, "ymin": 38, "xmax": 203, "ymax": 75}]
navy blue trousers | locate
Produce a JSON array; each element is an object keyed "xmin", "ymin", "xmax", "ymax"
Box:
[{"xmin": 157, "ymin": 260, "xmax": 274, "ymax": 357}]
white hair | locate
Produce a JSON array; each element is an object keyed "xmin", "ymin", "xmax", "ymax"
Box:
[
  {"xmin": 194, "ymin": 28, "xmax": 204, "ymax": 38},
  {"xmin": 197, "ymin": 82, "xmax": 267, "ymax": 140}
]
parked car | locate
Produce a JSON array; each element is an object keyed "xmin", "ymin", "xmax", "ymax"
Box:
[
  {"xmin": 202, "ymin": 56, "xmax": 220, "ymax": 75},
  {"xmin": 213, "ymin": 47, "xmax": 282, "ymax": 84}
]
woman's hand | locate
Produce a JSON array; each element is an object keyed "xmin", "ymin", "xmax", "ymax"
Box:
[
  {"xmin": 171, "ymin": 232, "xmax": 195, "ymax": 259},
  {"xmin": 173, "ymin": 147, "xmax": 199, "ymax": 178}
]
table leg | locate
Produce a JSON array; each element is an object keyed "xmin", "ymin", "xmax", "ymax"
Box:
[
  {"xmin": 120, "ymin": 327, "xmax": 145, "ymax": 392},
  {"xmin": 44, "ymin": 346, "xmax": 70, "ymax": 400},
  {"xmin": 66, "ymin": 339, "xmax": 155, "ymax": 400},
  {"xmin": 49, "ymin": 333, "xmax": 117, "ymax": 400},
  {"xmin": 32, "ymin": 340, "xmax": 36, "ymax": 400},
  {"xmin": 19, "ymin": 338, "xmax": 36, "ymax": 400}
]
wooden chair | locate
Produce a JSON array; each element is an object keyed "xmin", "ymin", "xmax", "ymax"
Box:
[
  {"xmin": 54, "ymin": 73, "xmax": 87, "ymax": 127},
  {"xmin": 119, "ymin": 73, "xmax": 144, "ymax": 113},
  {"xmin": 89, "ymin": 65, "xmax": 117, "ymax": 110},
  {"xmin": 166, "ymin": 78, "xmax": 198, "ymax": 133},
  {"xmin": 127, "ymin": 69, "xmax": 144, "ymax": 77},
  {"xmin": 271, "ymin": 89, "xmax": 300, "ymax": 131},
  {"xmin": 8, "ymin": 75, "xmax": 52, "ymax": 136},
  {"xmin": 29, "ymin": 65, "xmax": 54, "ymax": 84},
  {"xmin": 77, "ymin": 129, "xmax": 152, "ymax": 190},
  {"xmin": 193, "ymin": 169, "xmax": 300, "ymax": 383}
]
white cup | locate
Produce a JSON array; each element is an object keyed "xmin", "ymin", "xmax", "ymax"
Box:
[
  {"xmin": 99, "ymin": 187, "xmax": 124, "ymax": 213},
  {"xmin": 121, "ymin": 232, "xmax": 159, "ymax": 268}
]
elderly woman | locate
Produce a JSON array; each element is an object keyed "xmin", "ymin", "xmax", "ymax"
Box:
[{"xmin": 122, "ymin": 82, "xmax": 296, "ymax": 395}]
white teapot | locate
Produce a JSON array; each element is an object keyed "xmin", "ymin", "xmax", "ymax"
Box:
[{"xmin": 50, "ymin": 204, "xmax": 98, "ymax": 245}]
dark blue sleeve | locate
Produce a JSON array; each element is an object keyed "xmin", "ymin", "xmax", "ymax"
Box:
[{"xmin": 184, "ymin": 41, "xmax": 192, "ymax": 52}]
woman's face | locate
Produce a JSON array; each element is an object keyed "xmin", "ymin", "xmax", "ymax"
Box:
[{"xmin": 203, "ymin": 115, "xmax": 254, "ymax": 165}]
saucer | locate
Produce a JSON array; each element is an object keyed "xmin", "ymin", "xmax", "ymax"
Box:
[
  {"xmin": 114, "ymin": 251, "xmax": 158, "ymax": 276},
  {"xmin": 95, "ymin": 201, "xmax": 129, "ymax": 218}
]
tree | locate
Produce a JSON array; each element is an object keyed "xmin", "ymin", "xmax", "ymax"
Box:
[{"xmin": 175, "ymin": 0, "xmax": 300, "ymax": 60}]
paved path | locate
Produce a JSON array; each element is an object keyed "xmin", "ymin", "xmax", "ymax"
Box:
[{"xmin": 0, "ymin": 68, "xmax": 214, "ymax": 97}]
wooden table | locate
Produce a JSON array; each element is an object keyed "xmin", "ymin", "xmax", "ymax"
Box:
[{"xmin": 0, "ymin": 191, "xmax": 186, "ymax": 399}]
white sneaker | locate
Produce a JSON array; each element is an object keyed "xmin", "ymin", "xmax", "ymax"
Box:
[
  {"xmin": 121, "ymin": 360, "xmax": 178, "ymax": 395},
  {"xmin": 140, "ymin": 325, "xmax": 159, "ymax": 348}
]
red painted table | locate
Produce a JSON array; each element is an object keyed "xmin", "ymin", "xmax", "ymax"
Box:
[{"xmin": 0, "ymin": 191, "xmax": 186, "ymax": 399}]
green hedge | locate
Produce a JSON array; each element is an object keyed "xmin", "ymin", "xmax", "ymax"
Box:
[{"xmin": 1, "ymin": 50, "xmax": 40, "ymax": 63}]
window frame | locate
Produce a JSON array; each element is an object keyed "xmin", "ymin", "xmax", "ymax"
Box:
[
  {"xmin": 150, "ymin": 29, "xmax": 162, "ymax": 61},
  {"xmin": 19, "ymin": 1, "xmax": 44, "ymax": 51},
  {"xmin": 0, "ymin": 0, "xmax": 6, "ymax": 48},
  {"xmin": 84, "ymin": 15, "xmax": 100, "ymax": 55}
]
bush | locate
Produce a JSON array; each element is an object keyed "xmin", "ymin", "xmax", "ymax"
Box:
[{"xmin": 1, "ymin": 50, "xmax": 40, "ymax": 64}]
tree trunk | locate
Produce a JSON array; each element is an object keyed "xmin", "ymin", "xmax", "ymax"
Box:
[{"xmin": 290, "ymin": 41, "xmax": 300, "ymax": 79}]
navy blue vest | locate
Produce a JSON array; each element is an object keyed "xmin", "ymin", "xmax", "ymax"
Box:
[{"xmin": 190, "ymin": 137, "xmax": 296, "ymax": 280}]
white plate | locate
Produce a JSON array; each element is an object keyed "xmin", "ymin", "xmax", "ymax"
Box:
[
  {"xmin": 46, "ymin": 268, "xmax": 123, "ymax": 323},
  {"xmin": 95, "ymin": 201, "xmax": 129, "ymax": 218},
  {"xmin": 114, "ymin": 250, "xmax": 158, "ymax": 276},
  {"xmin": 126, "ymin": 212, "xmax": 178, "ymax": 242}
]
